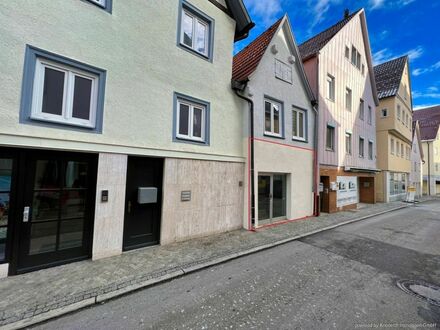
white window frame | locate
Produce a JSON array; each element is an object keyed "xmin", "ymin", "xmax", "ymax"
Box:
[
  {"xmin": 180, "ymin": 8, "xmax": 209, "ymax": 57},
  {"xmin": 292, "ymin": 108, "xmax": 306, "ymax": 141},
  {"xmin": 359, "ymin": 99, "xmax": 364, "ymax": 120},
  {"xmin": 359, "ymin": 137, "xmax": 365, "ymax": 158},
  {"xmin": 391, "ymin": 138, "xmax": 395, "ymax": 154},
  {"xmin": 90, "ymin": 0, "xmax": 106, "ymax": 7},
  {"xmin": 31, "ymin": 58, "xmax": 98, "ymax": 129},
  {"xmin": 176, "ymin": 98, "xmax": 206, "ymax": 142},
  {"xmin": 345, "ymin": 132, "xmax": 352, "ymax": 155},
  {"xmin": 327, "ymin": 74, "xmax": 335, "ymax": 101},
  {"xmin": 264, "ymin": 99, "xmax": 282, "ymax": 137},
  {"xmin": 345, "ymin": 87, "xmax": 352, "ymax": 111},
  {"xmin": 397, "ymin": 105, "xmax": 401, "ymax": 121},
  {"xmin": 326, "ymin": 125, "xmax": 335, "ymax": 151},
  {"xmin": 368, "ymin": 140, "xmax": 373, "ymax": 160}
]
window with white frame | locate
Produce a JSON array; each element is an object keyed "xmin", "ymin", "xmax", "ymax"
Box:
[
  {"xmin": 327, "ymin": 74, "xmax": 335, "ymax": 101},
  {"xmin": 180, "ymin": 5, "xmax": 211, "ymax": 58},
  {"xmin": 264, "ymin": 99, "xmax": 282, "ymax": 137},
  {"xmin": 89, "ymin": 0, "xmax": 106, "ymax": 7},
  {"xmin": 359, "ymin": 99, "xmax": 364, "ymax": 120},
  {"xmin": 31, "ymin": 58, "xmax": 99, "ymax": 128},
  {"xmin": 326, "ymin": 125, "xmax": 335, "ymax": 151},
  {"xmin": 292, "ymin": 108, "xmax": 306, "ymax": 140},
  {"xmin": 176, "ymin": 97, "xmax": 207, "ymax": 142},
  {"xmin": 401, "ymin": 144, "xmax": 404, "ymax": 158},
  {"xmin": 368, "ymin": 141, "xmax": 373, "ymax": 160},
  {"xmin": 359, "ymin": 137, "xmax": 365, "ymax": 158},
  {"xmin": 397, "ymin": 105, "xmax": 401, "ymax": 121},
  {"xmin": 368, "ymin": 105, "xmax": 372, "ymax": 124},
  {"xmin": 345, "ymin": 132, "xmax": 352, "ymax": 155},
  {"xmin": 396, "ymin": 141, "xmax": 400, "ymax": 156},
  {"xmin": 391, "ymin": 138, "xmax": 395, "ymax": 154},
  {"xmin": 345, "ymin": 87, "xmax": 352, "ymax": 111}
]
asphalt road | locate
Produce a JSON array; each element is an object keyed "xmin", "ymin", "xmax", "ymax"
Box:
[{"xmin": 33, "ymin": 201, "xmax": 440, "ymax": 329}]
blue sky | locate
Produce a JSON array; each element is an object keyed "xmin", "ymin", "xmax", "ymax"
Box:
[{"xmin": 236, "ymin": 0, "xmax": 440, "ymax": 110}]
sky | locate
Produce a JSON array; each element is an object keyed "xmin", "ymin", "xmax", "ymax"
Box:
[{"xmin": 236, "ymin": 0, "xmax": 440, "ymax": 110}]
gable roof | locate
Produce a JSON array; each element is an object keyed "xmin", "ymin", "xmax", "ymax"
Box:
[
  {"xmin": 298, "ymin": 10, "xmax": 360, "ymax": 61},
  {"xmin": 232, "ymin": 18, "xmax": 282, "ymax": 82},
  {"xmin": 374, "ymin": 56, "xmax": 407, "ymax": 99},
  {"xmin": 412, "ymin": 120, "xmax": 425, "ymax": 161},
  {"xmin": 232, "ymin": 15, "xmax": 316, "ymax": 104},
  {"xmin": 413, "ymin": 105, "xmax": 440, "ymax": 141}
]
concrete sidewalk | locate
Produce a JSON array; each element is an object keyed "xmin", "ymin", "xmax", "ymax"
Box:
[{"xmin": 0, "ymin": 199, "xmax": 433, "ymax": 329}]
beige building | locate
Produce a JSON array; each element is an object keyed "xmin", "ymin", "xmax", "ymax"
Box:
[
  {"xmin": 374, "ymin": 56, "xmax": 413, "ymax": 202},
  {"xmin": 410, "ymin": 121, "xmax": 424, "ymax": 198},
  {"xmin": 413, "ymin": 105, "xmax": 440, "ymax": 195}
]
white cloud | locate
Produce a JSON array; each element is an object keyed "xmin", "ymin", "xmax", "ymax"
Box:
[
  {"xmin": 412, "ymin": 90, "xmax": 440, "ymax": 99},
  {"xmin": 412, "ymin": 60, "xmax": 440, "ymax": 76},
  {"xmin": 407, "ymin": 46, "xmax": 424, "ymax": 60},
  {"xmin": 372, "ymin": 48, "xmax": 393, "ymax": 65},
  {"xmin": 245, "ymin": 0, "xmax": 283, "ymax": 27},
  {"xmin": 428, "ymin": 86, "xmax": 439, "ymax": 92},
  {"xmin": 414, "ymin": 104, "xmax": 440, "ymax": 110},
  {"xmin": 373, "ymin": 46, "xmax": 424, "ymax": 65},
  {"xmin": 370, "ymin": 0, "xmax": 416, "ymax": 10},
  {"xmin": 370, "ymin": 0, "xmax": 385, "ymax": 10}
]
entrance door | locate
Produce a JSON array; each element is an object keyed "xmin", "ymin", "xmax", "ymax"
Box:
[
  {"xmin": 320, "ymin": 176, "xmax": 330, "ymax": 213},
  {"xmin": 123, "ymin": 157, "xmax": 163, "ymax": 251},
  {"xmin": 258, "ymin": 174, "xmax": 286, "ymax": 225},
  {"xmin": 14, "ymin": 151, "xmax": 97, "ymax": 274}
]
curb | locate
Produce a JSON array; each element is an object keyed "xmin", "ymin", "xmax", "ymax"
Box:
[{"xmin": 2, "ymin": 204, "xmax": 412, "ymax": 329}]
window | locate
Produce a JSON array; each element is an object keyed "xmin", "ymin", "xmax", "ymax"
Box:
[
  {"xmin": 326, "ymin": 125, "xmax": 335, "ymax": 151},
  {"xmin": 359, "ymin": 99, "xmax": 364, "ymax": 120},
  {"xmin": 368, "ymin": 105, "xmax": 372, "ymax": 125},
  {"xmin": 20, "ymin": 46, "xmax": 106, "ymax": 131},
  {"xmin": 275, "ymin": 59, "xmax": 293, "ymax": 83},
  {"xmin": 396, "ymin": 141, "xmax": 400, "ymax": 156},
  {"xmin": 292, "ymin": 108, "xmax": 306, "ymax": 141},
  {"xmin": 362, "ymin": 64, "xmax": 365, "ymax": 75},
  {"xmin": 326, "ymin": 74, "xmax": 335, "ymax": 101},
  {"xmin": 401, "ymin": 144, "xmax": 404, "ymax": 158},
  {"xmin": 345, "ymin": 46, "xmax": 350, "ymax": 59},
  {"xmin": 179, "ymin": 2, "xmax": 213, "ymax": 60},
  {"xmin": 345, "ymin": 132, "xmax": 352, "ymax": 155},
  {"xmin": 345, "ymin": 88, "xmax": 352, "ymax": 111},
  {"xmin": 174, "ymin": 93, "xmax": 209, "ymax": 144},
  {"xmin": 356, "ymin": 53, "xmax": 361, "ymax": 70},
  {"xmin": 351, "ymin": 46, "xmax": 357, "ymax": 65},
  {"xmin": 264, "ymin": 99, "xmax": 282, "ymax": 137},
  {"xmin": 368, "ymin": 141, "xmax": 373, "ymax": 160},
  {"xmin": 391, "ymin": 138, "xmax": 395, "ymax": 154},
  {"xmin": 406, "ymin": 113, "xmax": 409, "ymax": 127},
  {"xmin": 86, "ymin": 0, "xmax": 112, "ymax": 12},
  {"xmin": 359, "ymin": 137, "xmax": 365, "ymax": 158},
  {"xmin": 381, "ymin": 108, "xmax": 388, "ymax": 117},
  {"xmin": 397, "ymin": 105, "xmax": 401, "ymax": 121},
  {"xmin": 406, "ymin": 146, "xmax": 410, "ymax": 160},
  {"xmin": 435, "ymin": 147, "xmax": 439, "ymax": 155}
]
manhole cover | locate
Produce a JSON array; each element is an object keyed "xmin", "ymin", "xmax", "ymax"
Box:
[{"xmin": 397, "ymin": 280, "xmax": 440, "ymax": 306}]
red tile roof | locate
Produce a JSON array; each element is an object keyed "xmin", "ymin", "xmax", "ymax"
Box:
[
  {"xmin": 232, "ymin": 18, "xmax": 282, "ymax": 82},
  {"xmin": 413, "ymin": 105, "xmax": 440, "ymax": 140},
  {"xmin": 298, "ymin": 10, "xmax": 360, "ymax": 61}
]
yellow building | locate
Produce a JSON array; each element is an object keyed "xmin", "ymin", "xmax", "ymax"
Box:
[
  {"xmin": 413, "ymin": 105, "xmax": 440, "ymax": 195},
  {"xmin": 374, "ymin": 56, "xmax": 413, "ymax": 202}
]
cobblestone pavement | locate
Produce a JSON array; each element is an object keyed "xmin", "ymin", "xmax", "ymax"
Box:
[{"xmin": 0, "ymin": 199, "xmax": 434, "ymax": 328}]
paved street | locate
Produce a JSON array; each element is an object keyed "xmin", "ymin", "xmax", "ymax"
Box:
[{"xmin": 33, "ymin": 201, "xmax": 440, "ymax": 329}]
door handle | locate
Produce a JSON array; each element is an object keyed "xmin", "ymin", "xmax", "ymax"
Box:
[
  {"xmin": 23, "ymin": 206, "xmax": 30, "ymax": 223},
  {"xmin": 128, "ymin": 201, "xmax": 132, "ymax": 214}
]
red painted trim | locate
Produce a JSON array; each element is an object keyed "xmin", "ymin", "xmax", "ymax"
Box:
[
  {"xmin": 256, "ymin": 214, "xmax": 315, "ymax": 230},
  {"xmin": 247, "ymin": 136, "xmax": 252, "ymax": 231},
  {"xmin": 253, "ymin": 137, "xmax": 315, "ymax": 153}
]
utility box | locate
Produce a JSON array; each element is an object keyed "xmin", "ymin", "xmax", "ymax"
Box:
[{"xmin": 138, "ymin": 187, "xmax": 158, "ymax": 204}]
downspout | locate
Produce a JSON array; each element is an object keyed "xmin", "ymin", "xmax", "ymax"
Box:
[
  {"xmin": 312, "ymin": 101, "xmax": 319, "ymax": 216},
  {"xmin": 232, "ymin": 81, "xmax": 256, "ymax": 231},
  {"xmin": 427, "ymin": 141, "xmax": 431, "ymax": 196}
]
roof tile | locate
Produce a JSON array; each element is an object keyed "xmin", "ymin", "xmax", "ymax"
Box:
[
  {"xmin": 413, "ymin": 105, "xmax": 440, "ymax": 140},
  {"xmin": 374, "ymin": 56, "xmax": 407, "ymax": 99}
]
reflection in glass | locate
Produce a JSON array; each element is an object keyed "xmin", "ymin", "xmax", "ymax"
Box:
[
  {"xmin": 42, "ymin": 67, "xmax": 65, "ymax": 116},
  {"xmin": 193, "ymin": 107, "xmax": 203, "ymax": 138},
  {"xmin": 61, "ymin": 190, "xmax": 86, "ymax": 219},
  {"xmin": 32, "ymin": 191, "xmax": 60, "ymax": 222},
  {"xmin": 179, "ymin": 103, "xmax": 190, "ymax": 136},
  {"xmin": 196, "ymin": 21, "xmax": 206, "ymax": 54},
  {"xmin": 183, "ymin": 12, "xmax": 193, "ymax": 47},
  {"xmin": 34, "ymin": 160, "xmax": 59, "ymax": 190},
  {"xmin": 59, "ymin": 219, "xmax": 83, "ymax": 250},
  {"xmin": 272, "ymin": 175, "xmax": 286, "ymax": 218},
  {"xmin": 72, "ymin": 76, "xmax": 92, "ymax": 120},
  {"xmin": 265, "ymin": 102, "xmax": 271, "ymax": 132},
  {"xmin": 258, "ymin": 176, "xmax": 271, "ymax": 221},
  {"xmin": 65, "ymin": 161, "xmax": 88, "ymax": 188},
  {"xmin": 29, "ymin": 222, "xmax": 57, "ymax": 255}
]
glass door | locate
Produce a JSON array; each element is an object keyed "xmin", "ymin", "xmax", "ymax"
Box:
[
  {"xmin": 258, "ymin": 174, "xmax": 287, "ymax": 225},
  {"xmin": 16, "ymin": 152, "xmax": 97, "ymax": 273},
  {"xmin": 0, "ymin": 158, "xmax": 14, "ymax": 263}
]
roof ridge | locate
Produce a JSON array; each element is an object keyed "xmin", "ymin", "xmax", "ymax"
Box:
[{"xmin": 374, "ymin": 54, "xmax": 408, "ymax": 68}]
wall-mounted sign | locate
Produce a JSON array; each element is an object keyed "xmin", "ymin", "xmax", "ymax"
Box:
[{"xmin": 337, "ymin": 176, "xmax": 358, "ymax": 207}]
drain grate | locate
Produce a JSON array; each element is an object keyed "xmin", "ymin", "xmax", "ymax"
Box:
[{"xmin": 397, "ymin": 279, "xmax": 440, "ymax": 307}]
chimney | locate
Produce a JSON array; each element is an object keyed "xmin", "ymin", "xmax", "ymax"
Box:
[{"xmin": 344, "ymin": 9, "xmax": 350, "ymax": 19}]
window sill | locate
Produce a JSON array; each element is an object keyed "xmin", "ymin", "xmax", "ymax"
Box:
[
  {"xmin": 325, "ymin": 148, "xmax": 335, "ymax": 152},
  {"xmin": 30, "ymin": 115, "xmax": 96, "ymax": 130},
  {"xmin": 292, "ymin": 137, "xmax": 307, "ymax": 143},
  {"xmin": 264, "ymin": 132, "xmax": 284, "ymax": 140},
  {"xmin": 174, "ymin": 136, "xmax": 209, "ymax": 146},
  {"xmin": 178, "ymin": 43, "xmax": 212, "ymax": 63}
]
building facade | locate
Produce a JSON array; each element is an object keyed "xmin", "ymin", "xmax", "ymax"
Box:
[
  {"xmin": 0, "ymin": 0, "xmax": 253, "ymax": 276},
  {"xmin": 299, "ymin": 9, "xmax": 379, "ymax": 213},
  {"xmin": 410, "ymin": 121, "xmax": 424, "ymax": 199},
  {"xmin": 374, "ymin": 56, "xmax": 413, "ymax": 202},
  {"xmin": 232, "ymin": 16, "xmax": 317, "ymax": 229},
  {"xmin": 413, "ymin": 105, "xmax": 440, "ymax": 196}
]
